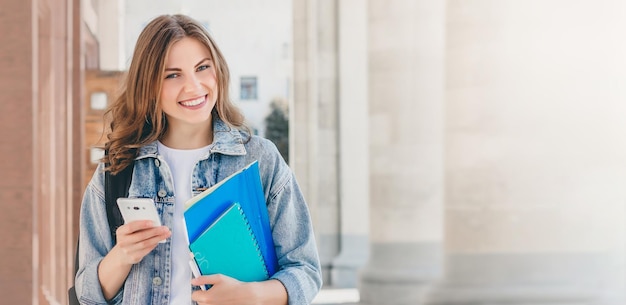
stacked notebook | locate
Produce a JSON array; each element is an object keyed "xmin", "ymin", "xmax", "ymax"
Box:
[{"xmin": 184, "ymin": 161, "xmax": 278, "ymax": 283}]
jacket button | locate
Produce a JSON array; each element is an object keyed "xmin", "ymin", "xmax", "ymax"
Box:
[
  {"xmin": 152, "ymin": 276, "xmax": 162, "ymax": 286},
  {"xmin": 154, "ymin": 159, "xmax": 161, "ymax": 167},
  {"xmin": 158, "ymin": 189, "xmax": 167, "ymax": 198}
]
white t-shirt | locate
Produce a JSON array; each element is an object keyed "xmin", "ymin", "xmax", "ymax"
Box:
[{"xmin": 157, "ymin": 141, "xmax": 211, "ymax": 304}]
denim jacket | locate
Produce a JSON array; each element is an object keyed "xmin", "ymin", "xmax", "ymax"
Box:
[{"xmin": 75, "ymin": 118, "xmax": 322, "ymax": 305}]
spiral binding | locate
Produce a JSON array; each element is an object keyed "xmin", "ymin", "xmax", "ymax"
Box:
[{"xmin": 236, "ymin": 204, "xmax": 269, "ymax": 278}]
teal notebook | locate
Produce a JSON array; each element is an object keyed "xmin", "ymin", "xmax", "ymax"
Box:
[{"xmin": 189, "ymin": 202, "xmax": 269, "ymax": 282}]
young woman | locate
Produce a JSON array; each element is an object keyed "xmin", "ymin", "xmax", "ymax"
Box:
[{"xmin": 75, "ymin": 14, "xmax": 322, "ymax": 305}]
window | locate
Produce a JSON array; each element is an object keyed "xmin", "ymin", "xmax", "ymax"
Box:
[
  {"xmin": 240, "ymin": 76, "xmax": 258, "ymax": 100},
  {"xmin": 90, "ymin": 92, "xmax": 108, "ymax": 110}
]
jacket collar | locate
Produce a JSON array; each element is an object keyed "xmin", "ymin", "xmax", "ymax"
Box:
[{"xmin": 136, "ymin": 117, "xmax": 247, "ymax": 159}]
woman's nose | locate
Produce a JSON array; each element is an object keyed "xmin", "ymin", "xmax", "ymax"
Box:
[{"xmin": 184, "ymin": 74, "xmax": 202, "ymax": 92}]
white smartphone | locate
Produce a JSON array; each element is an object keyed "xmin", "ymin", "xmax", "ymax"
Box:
[
  {"xmin": 117, "ymin": 198, "xmax": 166, "ymax": 243},
  {"xmin": 117, "ymin": 198, "xmax": 162, "ymax": 226}
]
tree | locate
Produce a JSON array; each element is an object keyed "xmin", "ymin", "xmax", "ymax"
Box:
[{"xmin": 264, "ymin": 98, "xmax": 289, "ymax": 163}]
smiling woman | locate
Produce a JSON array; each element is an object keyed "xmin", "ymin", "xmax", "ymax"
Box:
[
  {"xmin": 103, "ymin": 14, "xmax": 245, "ymax": 173},
  {"xmin": 74, "ymin": 14, "xmax": 322, "ymax": 305}
]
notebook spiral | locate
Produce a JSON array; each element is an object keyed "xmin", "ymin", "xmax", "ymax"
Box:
[{"xmin": 235, "ymin": 204, "xmax": 269, "ymax": 278}]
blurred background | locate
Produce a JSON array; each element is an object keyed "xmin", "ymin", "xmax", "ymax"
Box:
[{"xmin": 1, "ymin": 0, "xmax": 625, "ymax": 304}]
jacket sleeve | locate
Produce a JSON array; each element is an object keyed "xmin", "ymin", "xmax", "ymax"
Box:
[
  {"xmin": 75, "ymin": 163, "xmax": 124, "ymax": 305},
  {"xmin": 261, "ymin": 143, "xmax": 323, "ymax": 305}
]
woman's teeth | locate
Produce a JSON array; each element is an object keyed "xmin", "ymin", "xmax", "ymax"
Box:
[{"xmin": 180, "ymin": 96, "xmax": 205, "ymax": 107}]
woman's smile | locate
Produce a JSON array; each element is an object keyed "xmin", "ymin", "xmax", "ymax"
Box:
[{"xmin": 179, "ymin": 95, "xmax": 207, "ymax": 109}]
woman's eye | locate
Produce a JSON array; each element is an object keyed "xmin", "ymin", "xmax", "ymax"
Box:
[
  {"xmin": 197, "ymin": 65, "xmax": 210, "ymax": 72},
  {"xmin": 165, "ymin": 73, "xmax": 179, "ymax": 79}
]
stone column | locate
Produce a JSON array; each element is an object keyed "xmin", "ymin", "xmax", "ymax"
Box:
[
  {"xmin": 360, "ymin": 0, "xmax": 446, "ymax": 304},
  {"xmin": 315, "ymin": 0, "xmax": 341, "ymax": 285},
  {"xmin": 429, "ymin": 1, "xmax": 626, "ymax": 304},
  {"xmin": 330, "ymin": 0, "xmax": 369, "ymax": 288},
  {"xmin": 0, "ymin": 1, "xmax": 34, "ymax": 304},
  {"xmin": 293, "ymin": 0, "xmax": 341, "ymax": 285},
  {"xmin": 292, "ymin": 0, "xmax": 320, "ymax": 220}
]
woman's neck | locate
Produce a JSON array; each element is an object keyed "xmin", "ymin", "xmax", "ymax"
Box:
[{"xmin": 160, "ymin": 120, "xmax": 213, "ymax": 149}]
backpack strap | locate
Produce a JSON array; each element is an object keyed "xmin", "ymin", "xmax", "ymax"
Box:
[{"xmin": 105, "ymin": 161, "xmax": 135, "ymax": 244}]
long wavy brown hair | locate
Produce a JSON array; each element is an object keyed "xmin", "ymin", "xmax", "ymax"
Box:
[{"xmin": 104, "ymin": 14, "xmax": 247, "ymax": 174}]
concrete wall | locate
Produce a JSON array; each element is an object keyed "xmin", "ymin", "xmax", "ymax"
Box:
[{"xmin": 433, "ymin": 1, "xmax": 626, "ymax": 303}]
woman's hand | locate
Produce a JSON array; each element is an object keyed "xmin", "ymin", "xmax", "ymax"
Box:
[
  {"xmin": 98, "ymin": 220, "xmax": 171, "ymax": 300},
  {"xmin": 191, "ymin": 274, "xmax": 249, "ymax": 305},
  {"xmin": 191, "ymin": 275, "xmax": 288, "ymax": 305},
  {"xmin": 114, "ymin": 220, "xmax": 171, "ymax": 265}
]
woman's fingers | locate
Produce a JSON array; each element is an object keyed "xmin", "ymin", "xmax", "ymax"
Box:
[
  {"xmin": 117, "ymin": 221, "xmax": 169, "ymax": 243},
  {"xmin": 116, "ymin": 220, "xmax": 157, "ymax": 235},
  {"xmin": 114, "ymin": 222, "xmax": 171, "ymax": 264}
]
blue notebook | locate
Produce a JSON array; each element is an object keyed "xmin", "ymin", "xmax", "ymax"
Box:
[
  {"xmin": 189, "ymin": 203, "xmax": 269, "ymax": 282},
  {"xmin": 184, "ymin": 161, "xmax": 278, "ymax": 276}
]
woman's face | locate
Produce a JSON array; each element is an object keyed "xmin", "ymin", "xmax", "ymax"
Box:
[{"xmin": 160, "ymin": 37, "xmax": 218, "ymax": 129}]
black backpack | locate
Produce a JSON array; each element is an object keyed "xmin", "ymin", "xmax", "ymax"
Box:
[{"xmin": 68, "ymin": 163, "xmax": 134, "ymax": 305}]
